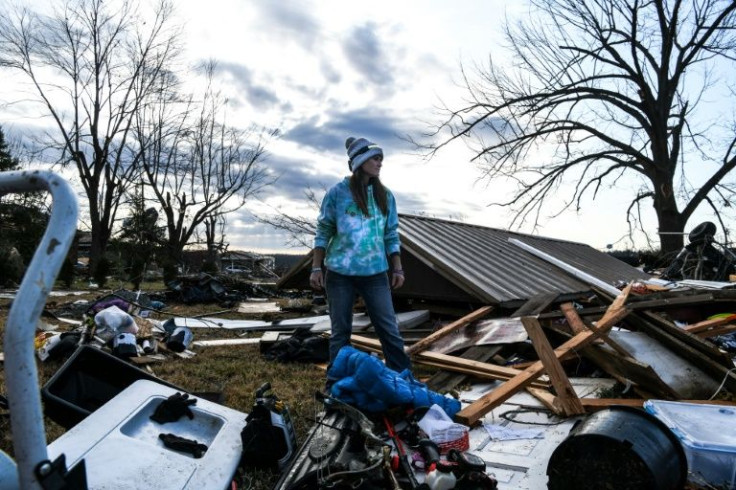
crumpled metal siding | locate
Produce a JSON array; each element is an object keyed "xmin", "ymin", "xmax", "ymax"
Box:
[{"xmin": 399, "ymin": 214, "xmax": 650, "ymax": 305}]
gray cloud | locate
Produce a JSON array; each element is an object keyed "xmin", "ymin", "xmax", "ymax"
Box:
[
  {"xmin": 284, "ymin": 108, "xmax": 414, "ymax": 155},
  {"xmin": 260, "ymin": 152, "xmax": 335, "ymax": 202},
  {"xmin": 252, "ymin": 1, "xmax": 322, "ymax": 49},
  {"xmin": 342, "ymin": 22, "xmax": 395, "ymax": 88},
  {"xmin": 211, "ymin": 61, "xmax": 283, "ymax": 111}
]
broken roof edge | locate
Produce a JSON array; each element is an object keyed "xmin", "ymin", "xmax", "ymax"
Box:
[{"xmin": 397, "ymin": 212, "xmax": 596, "ymax": 247}]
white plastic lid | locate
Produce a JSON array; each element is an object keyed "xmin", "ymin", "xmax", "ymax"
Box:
[{"xmin": 644, "ymin": 400, "xmax": 736, "ymax": 451}]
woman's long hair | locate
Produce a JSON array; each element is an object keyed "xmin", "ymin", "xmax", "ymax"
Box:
[{"xmin": 350, "ymin": 169, "xmax": 388, "ymax": 216}]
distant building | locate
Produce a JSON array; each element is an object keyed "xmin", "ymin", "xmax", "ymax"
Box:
[{"xmin": 221, "ymin": 250, "xmax": 276, "ymax": 277}]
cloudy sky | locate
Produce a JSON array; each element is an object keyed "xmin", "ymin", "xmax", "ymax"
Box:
[
  {"xmin": 177, "ymin": 0, "xmax": 534, "ymax": 255},
  {"xmin": 2, "ymin": 0, "xmax": 722, "ymax": 255}
]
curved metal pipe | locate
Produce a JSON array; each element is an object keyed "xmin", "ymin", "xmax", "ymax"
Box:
[{"xmin": 1, "ymin": 170, "xmax": 79, "ymax": 490}]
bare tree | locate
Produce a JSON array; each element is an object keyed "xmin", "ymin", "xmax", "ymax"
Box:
[
  {"xmin": 134, "ymin": 64, "xmax": 273, "ymax": 277},
  {"xmin": 256, "ymin": 187, "xmax": 324, "ymax": 248},
  {"xmin": 0, "ymin": 0, "xmax": 181, "ymax": 274},
  {"xmin": 422, "ymin": 0, "xmax": 736, "ymax": 255}
]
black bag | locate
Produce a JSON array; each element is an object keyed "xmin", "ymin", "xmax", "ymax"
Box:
[
  {"xmin": 240, "ymin": 404, "xmax": 291, "ymax": 470},
  {"xmin": 263, "ymin": 329, "xmax": 329, "ymax": 363}
]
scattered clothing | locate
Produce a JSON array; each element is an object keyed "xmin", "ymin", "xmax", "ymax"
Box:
[
  {"xmin": 150, "ymin": 392, "xmax": 196, "ymax": 424},
  {"xmin": 159, "ymin": 433, "xmax": 207, "ymax": 458}
]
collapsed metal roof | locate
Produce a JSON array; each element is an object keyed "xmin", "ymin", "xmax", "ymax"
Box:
[
  {"xmin": 278, "ymin": 214, "xmax": 650, "ymax": 308},
  {"xmin": 398, "ymin": 214, "xmax": 649, "ymax": 306}
]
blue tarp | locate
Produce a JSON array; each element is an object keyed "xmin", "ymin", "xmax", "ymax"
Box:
[{"xmin": 328, "ymin": 346, "xmax": 461, "ymax": 417}]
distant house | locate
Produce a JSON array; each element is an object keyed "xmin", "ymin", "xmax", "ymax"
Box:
[
  {"xmin": 278, "ymin": 214, "xmax": 650, "ymax": 312},
  {"xmin": 222, "ymin": 250, "xmax": 276, "ymax": 277},
  {"xmin": 76, "ymin": 231, "xmax": 92, "ymax": 258}
]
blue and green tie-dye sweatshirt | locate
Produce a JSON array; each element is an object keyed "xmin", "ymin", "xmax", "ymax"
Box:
[{"xmin": 314, "ymin": 177, "xmax": 401, "ymax": 276}]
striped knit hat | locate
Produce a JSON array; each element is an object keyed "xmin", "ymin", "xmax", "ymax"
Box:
[{"xmin": 345, "ymin": 136, "xmax": 383, "ymax": 173}]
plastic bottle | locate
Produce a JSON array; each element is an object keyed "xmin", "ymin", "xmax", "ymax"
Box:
[{"xmin": 425, "ymin": 467, "xmax": 456, "ymax": 490}]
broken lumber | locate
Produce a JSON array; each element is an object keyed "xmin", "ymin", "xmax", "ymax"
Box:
[
  {"xmin": 455, "ymin": 286, "xmax": 632, "ymax": 426},
  {"xmin": 684, "ymin": 314, "xmax": 736, "ymax": 334},
  {"xmin": 426, "ymin": 293, "xmax": 557, "ymax": 392},
  {"xmin": 351, "ymin": 334, "xmax": 548, "ymax": 388},
  {"xmin": 695, "ymin": 324, "xmax": 736, "ymax": 338},
  {"xmin": 521, "ymin": 316, "xmax": 584, "ymax": 416},
  {"xmin": 426, "ymin": 345, "xmax": 503, "ymax": 392},
  {"xmin": 405, "ymin": 305, "xmax": 493, "ymax": 355},
  {"xmin": 624, "ymin": 312, "xmax": 736, "ymax": 393},
  {"xmin": 560, "ymin": 302, "xmax": 632, "ymax": 359}
]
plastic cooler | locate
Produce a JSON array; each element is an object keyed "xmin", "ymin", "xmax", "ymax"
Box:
[
  {"xmin": 644, "ymin": 400, "xmax": 736, "ymax": 489},
  {"xmin": 41, "ymin": 344, "xmax": 181, "ymax": 429},
  {"xmin": 47, "ymin": 379, "xmax": 247, "ymax": 489}
]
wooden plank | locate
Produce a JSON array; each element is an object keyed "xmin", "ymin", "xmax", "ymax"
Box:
[
  {"xmin": 128, "ymin": 354, "xmax": 167, "ymax": 365},
  {"xmin": 351, "ymin": 334, "xmax": 549, "ymax": 388},
  {"xmin": 521, "ymin": 316, "xmax": 584, "ymax": 416},
  {"xmin": 560, "ymin": 303, "xmax": 586, "ymax": 334},
  {"xmin": 684, "ymin": 314, "xmax": 736, "ymax": 334},
  {"xmin": 416, "ymin": 360, "xmax": 549, "ymax": 389},
  {"xmin": 696, "ymin": 324, "xmax": 736, "ymax": 338},
  {"xmin": 512, "ymin": 293, "xmax": 560, "ymax": 317},
  {"xmin": 526, "ymin": 387, "xmax": 563, "ymax": 415},
  {"xmin": 560, "ymin": 302, "xmax": 632, "ymax": 358},
  {"xmin": 539, "ymin": 292, "xmax": 717, "ymax": 320},
  {"xmin": 425, "ymin": 294, "xmax": 558, "ymax": 392},
  {"xmin": 580, "ymin": 398, "xmax": 645, "ymax": 412},
  {"xmin": 455, "ymin": 304, "xmax": 631, "ymax": 426},
  {"xmin": 639, "ymin": 310, "xmax": 735, "ymax": 367},
  {"xmin": 625, "ymin": 312, "xmax": 736, "ymax": 393},
  {"xmin": 406, "ymin": 306, "xmax": 493, "ymax": 355},
  {"xmin": 426, "ymin": 345, "xmax": 502, "ymax": 392}
]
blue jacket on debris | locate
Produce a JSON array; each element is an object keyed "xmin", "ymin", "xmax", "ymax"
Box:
[{"xmin": 328, "ymin": 346, "xmax": 461, "ymax": 417}]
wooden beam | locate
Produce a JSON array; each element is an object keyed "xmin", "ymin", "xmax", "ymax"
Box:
[
  {"xmin": 539, "ymin": 292, "xmax": 716, "ymax": 320},
  {"xmin": 416, "ymin": 360, "xmax": 549, "ymax": 389},
  {"xmin": 526, "ymin": 387, "xmax": 563, "ymax": 415},
  {"xmin": 426, "ymin": 345, "xmax": 502, "ymax": 392},
  {"xmin": 521, "ymin": 316, "xmax": 584, "ymax": 416},
  {"xmin": 405, "ymin": 305, "xmax": 493, "ymax": 355},
  {"xmin": 425, "ymin": 294, "xmax": 557, "ymax": 392},
  {"xmin": 560, "ymin": 302, "xmax": 632, "ymax": 358},
  {"xmin": 351, "ymin": 334, "xmax": 548, "ymax": 388},
  {"xmin": 580, "ymin": 398, "xmax": 644, "ymax": 412},
  {"xmin": 511, "ymin": 293, "xmax": 560, "ymax": 317},
  {"xmin": 455, "ymin": 302, "xmax": 631, "ymax": 426},
  {"xmin": 559, "ymin": 303, "xmax": 586, "ymax": 334},
  {"xmin": 684, "ymin": 314, "xmax": 736, "ymax": 334},
  {"xmin": 627, "ymin": 312, "xmax": 736, "ymax": 391},
  {"xmin": 695, "ymin": 324, "xmax": 736, "ymax": 338}
]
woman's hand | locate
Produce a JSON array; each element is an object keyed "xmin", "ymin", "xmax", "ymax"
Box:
[
  {"xmin": 309, "ymin": 268, "xmax": 324, "ymax": 290},
  {"xmin": 391, "ymin": 270, "xmax": 405, "ymax": 289}
]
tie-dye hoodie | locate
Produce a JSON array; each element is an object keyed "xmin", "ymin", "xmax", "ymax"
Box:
[{"xmin": 315, "ymin": 177, "xmax": 401, "ymax": 276}]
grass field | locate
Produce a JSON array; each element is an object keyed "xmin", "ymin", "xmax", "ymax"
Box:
[{"xmin": 0, "ymin": 286, "xmax": 327, "ymax": 489}]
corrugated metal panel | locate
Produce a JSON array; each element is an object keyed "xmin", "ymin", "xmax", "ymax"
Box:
[{"xmin": 399, "ymin": 214, "xmax": 650, "ymax": 305}]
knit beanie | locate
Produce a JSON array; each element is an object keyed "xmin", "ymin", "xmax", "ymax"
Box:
[{"xmin": 345, "ymin": 136, "xmax": 383, "ymax": 173}]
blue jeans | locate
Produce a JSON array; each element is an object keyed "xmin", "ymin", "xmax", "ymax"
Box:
[{"xmin": 325, "ymin": 270, "xmax": 411, "ymax": 373}]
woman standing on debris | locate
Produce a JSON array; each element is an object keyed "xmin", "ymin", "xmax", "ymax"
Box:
[{"xmin": 310, "ymin": 136, "xmax": 411, "ymax": 378}]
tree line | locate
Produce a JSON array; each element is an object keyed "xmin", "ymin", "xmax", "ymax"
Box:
[{"xmin": 0, "ymin": 0, "xmax": 273, "ymax": 282}]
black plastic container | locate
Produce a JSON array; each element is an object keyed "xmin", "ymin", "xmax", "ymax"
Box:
[
  {"xmin": 547, "ymin": 405, "xmax": 687, "ymax": 490},
  {"xmin": 42, "ymin": 345, "xmax": 181, "ymax": 429}
]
